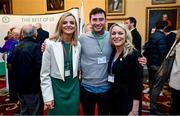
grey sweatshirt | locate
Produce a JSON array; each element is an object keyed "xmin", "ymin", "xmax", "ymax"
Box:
[{"xmin": 79, "ymin": 31, "xmax": 112, "ymax": 87}]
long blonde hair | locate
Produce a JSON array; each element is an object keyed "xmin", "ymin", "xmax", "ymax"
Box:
[
  {"xmin": 50, "ymin": 12, "xmax": 78, "ymax": 46},
  {"xmin": 109, "ymin": 23, "xmax": 135, "ymax": 58}
]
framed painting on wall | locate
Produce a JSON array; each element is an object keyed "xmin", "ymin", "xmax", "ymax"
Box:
[
  {"xmin": 0, "ymin": 0, "xmax": 12, "ymax": 14},
  {"xmin": 105, "ymin": 0, "xmax": 125, "ymax": 16},
  {"xmin": 47, "ymin": 0, "xmax": 64, "ymax": 11},
  {"xmin": 107, "ymin": 18, "xmax": 127, "ymax": 31},
  {"xmin": 152, "ymin": 0, "xmax": 176, "ymax": 4},
  {"xmin": 146, "ymin": 6, "xmax": 180, "ymax": 40}
]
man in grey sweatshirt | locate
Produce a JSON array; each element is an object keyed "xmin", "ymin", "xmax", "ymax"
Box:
[{"xmin": 79, "ymin": 8, "xmax": 112, "ymax": 115}]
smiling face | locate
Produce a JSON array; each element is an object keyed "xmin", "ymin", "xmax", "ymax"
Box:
[
  {"xmin": 111, "ymin": 25, "xmax": 126, "ymax": 47},
  {"xmin": 62, "ymin": 15, "xmax": 76, "ymax": 35},
  {"xmin": 90, "ymin": 13, "xmax": 106, "ymax": 34}
]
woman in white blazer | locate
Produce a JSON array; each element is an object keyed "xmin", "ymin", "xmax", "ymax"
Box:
[
  {"xmin": 40, "ymin": 13, "xmax": 81, "ymax": 115},
  {"xmin": 169, "ymin": 29, "xmax": 180, "ymax": 115}
]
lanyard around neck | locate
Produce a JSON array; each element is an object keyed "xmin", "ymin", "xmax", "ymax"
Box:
[
  {"xmin": 92, "ymin": 31, "xmax": 106, "ymax": 54},
  {"xmin": 96, "ymin": 38, "xmax": 105, "ymax": 54},
  {"xmin": 62, "ymin": 42, "xmax": 72, "ymax": 61}
]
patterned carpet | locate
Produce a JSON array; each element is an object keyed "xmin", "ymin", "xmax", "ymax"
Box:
[
  {"xmin": 0, "ymin": 77, "xmax": 171, "ymax": 115},
  {"xmin": 0, "ymin": 78, "xmax": 19, "ymax": 115},
  {"xmin": 142, "ymin": 83, "xmax": 171, "ymax": 115}
]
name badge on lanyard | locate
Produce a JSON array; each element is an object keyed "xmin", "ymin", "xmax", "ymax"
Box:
[
  {"xmin": 108, "ymin": 74, "xmax": 114, "ymax": 83},
  {"xmin": 97, "ymin": 56, "xmax": 107, "ymax": 64},
  {"xmin": 65, "ymin": 70, "xmax": 70, "ymax": 77}
]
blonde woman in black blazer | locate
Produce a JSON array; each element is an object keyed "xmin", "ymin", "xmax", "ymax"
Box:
[{"xmin": 108, "ymin": 23, "xmax": 143, "ymax": 115}]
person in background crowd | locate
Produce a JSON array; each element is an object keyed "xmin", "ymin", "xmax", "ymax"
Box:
[
  {"xmin": 148, "ymin": 24, "xmax": 177, "ymax": 115},
  {"xmin": 1, "ymin": 28, "xmax": 15, "ymax": 60},
  {"xmin": 35, "ymin": 23, "xmax": 49, "ymax": 56},
  {"xmin": 85, "ymin": 23, "xmax": 92, "ymax": 33},
  {"xmin": 12, "ymin": 24, "xmax": 43, "ymax": 115},
  {"xmin": 1, "ymin": 28, "xmax": 12, "ymax": 62},
  {"xmin": 125, "ymin": 17, "xmax": 142, "ymax": 53},
  {"xmin": 0, "ymin": 27, "xmax": 20, "ymax": 103},
  {"xmin": 79, "ymin": 7, "xmax": 146, "ymax": 115},
  {"xmin": 169, "ymin": 29, "xmax": 180, "ymax": 115},
  {"xmin": 40, "ymin": 13, "xmax": 81, "ymax": 115},
  {"xmin": 3, "ymin": 28, "xmax": 14, "ymax": 40},
  {"xmin": 108, "ymin": 23, "xmax": 143, "ymax": 115},
  {"xmin": 35, "ymin": 23, "xmax": 49, "ymax": 46},
  {"xmin": 143, "ymin": 21, "xmax": 168, "ymax": 115},
  {"xmin": 164, "ymin": 26, "xmax": 176, "ymax": 51}
]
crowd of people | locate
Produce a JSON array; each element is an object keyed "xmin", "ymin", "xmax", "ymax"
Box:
[{"xmin": 0, "ymin": 7, "xmax": 180, "ymax": 115}]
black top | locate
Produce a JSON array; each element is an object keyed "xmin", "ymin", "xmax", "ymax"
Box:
[
  {"xmin": 36, "ymin": 28, "xmax": 49, "ymax": 45},
  {"xmin": 144, "ymin": 30, "xmax": 168, "ymax": 66},
  {"xmin": 108, "ymin": 49, "xmax": 143, "ymax": 114},
  {"xmin": 12, "ymin": 37, "xmax": 42, "ymax": 94},
  {"xmin": 131, "ymin": 28, "xmax": 142, "ymax": 53}
]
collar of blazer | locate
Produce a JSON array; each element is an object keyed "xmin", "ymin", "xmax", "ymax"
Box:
[{"xmin": 52, "ymin": 40, "xmax": 79, "ymax": 81}]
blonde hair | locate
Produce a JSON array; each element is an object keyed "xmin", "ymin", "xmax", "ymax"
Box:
[
  {"xmin": 109, "ymin": 23, "xmax": 135, "ymax": 58},
  {"xmin": 50, "ymin": 12, "xmax": 78, "ymax": 46}
]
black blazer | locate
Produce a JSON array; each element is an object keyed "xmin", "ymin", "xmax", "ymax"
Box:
[
  {"xmin": 36, "ymin": 28, "xmax": 49, "ymax": 45},
  {"xmin": 12, "ymin": 37, "xmax": 42, "ymax": 94},
  {"xmin": 108, "ymin": 49, "xmax": 143, "ymax": 114},
  {"xmin": 131, "ymin": 28, "xmax": 142, "ymax": 53}
]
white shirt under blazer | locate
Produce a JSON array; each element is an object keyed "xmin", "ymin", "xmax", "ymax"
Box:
[{"xmin": 40, "ymin": 39, "xmax": 81, "ymax": 102}]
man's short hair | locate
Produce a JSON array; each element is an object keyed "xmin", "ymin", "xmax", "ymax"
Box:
[
  {"xmin": 127, "ymin": 17, "xmax": 137, "ymax": 27},
  {"xmin": 89, "ymin": 7, "xmax": 106, "ymax": 21},
  {"xmin": 23, "ymin": 25, "xmax": 37, "ymax": 38}
]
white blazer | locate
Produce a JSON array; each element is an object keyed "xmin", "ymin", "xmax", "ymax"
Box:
[{"xmin": 40, "ymin": 39, "xmax": 81, "ymax": 102}]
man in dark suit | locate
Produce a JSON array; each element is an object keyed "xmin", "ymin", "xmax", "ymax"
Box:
[
  {"xmin": 125, "ymin": 17, "xmax": 142, "ymax": 53},
  {"xmin": 35, "ymin": 23, "xmax": 49, "ymax": 46},
  {"xmin": 35, "ymin": 23, "xmax": 49, "ymax": 56},
  {"xmin": 12, "ymin": 24, "xmax": 43, "ymax": 115}
]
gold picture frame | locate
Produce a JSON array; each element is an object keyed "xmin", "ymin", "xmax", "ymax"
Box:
[
  {"xmin": 146, "ymin": 6, "xmax": 180, "ymax": 40},
  {"xmin": 47, "ymin": 0, "xmax": 65, "ymax": 11},
  {"xmin": 152, "ymin": 0, "xmax": 176, "ymax": 4},
  {"xmin": 105, "ymin": 0, "xmax": 125, "ymax": 16},
  {"xmin": 106, "ymin": 18, "xmax": 127, "ymax": 31}
]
